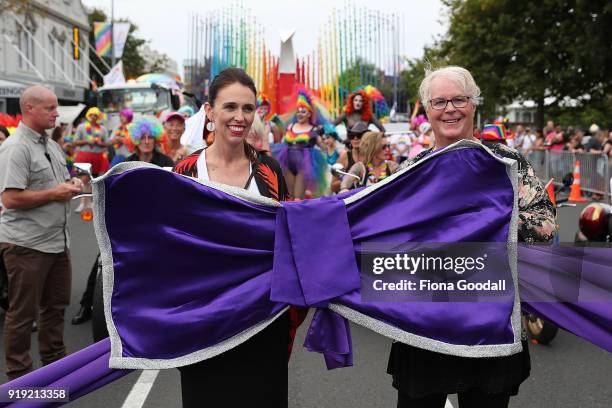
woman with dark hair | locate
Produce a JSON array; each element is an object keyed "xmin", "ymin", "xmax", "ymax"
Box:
[
  {"xmin": 334, "ymin": 89, "xmax": 386, "ymax": 132},
  {"xmin": 173, "ymin": 67, "xmax": 301, "ymax": 408}
]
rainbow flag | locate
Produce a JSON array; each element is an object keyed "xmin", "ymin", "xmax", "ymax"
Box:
[{"xmin": 94, "ymin": 22, "xmax": 111, "ymax": 57}]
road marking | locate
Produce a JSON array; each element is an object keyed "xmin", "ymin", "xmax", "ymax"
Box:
[
  {"xmin": 445, "ymin": 398, "xmax": 455, "ymax": 408},
  {"xmin": 121, "ymin": 369, "xmax": 160, "ymax": 408}
]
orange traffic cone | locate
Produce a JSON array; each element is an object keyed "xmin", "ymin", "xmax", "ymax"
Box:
[
  {"xmin": 544, "ymin": 179, "xmax": 556, "ymax": 206},
  {"xmin": 568, "ymin": 161, "xmax": 587, "ymax": 202}
]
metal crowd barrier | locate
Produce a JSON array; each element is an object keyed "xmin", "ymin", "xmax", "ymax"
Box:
[{"xmin": 526, "ymin": 150, "xmax": 612, "ymax": 199}]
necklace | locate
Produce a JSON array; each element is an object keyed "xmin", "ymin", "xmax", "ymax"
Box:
[
  {"xmin": 85, "ymin": 122, "xmax": 104, "ymax": 142},
  {"xmin": 367, "ymin": 161, "xmax": 388, "ymax": 183}
]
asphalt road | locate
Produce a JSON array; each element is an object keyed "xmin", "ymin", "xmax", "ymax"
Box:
[{"xmin": 0, "ymin": 198, "xmax": 610, "ymax": 408}]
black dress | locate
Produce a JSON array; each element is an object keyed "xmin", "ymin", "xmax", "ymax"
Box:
[
  {"xmin": 179, "ymin": 313, "xmax": 290, "ymax": 407},
  {"xmin": 388, "ymin": 142, "xmax": 556, "ymax": 400}
]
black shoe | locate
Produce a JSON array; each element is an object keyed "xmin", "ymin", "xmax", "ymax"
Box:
[{"xmin": 71, "ymin": 306, "xmax": 92, "ymax": 325}]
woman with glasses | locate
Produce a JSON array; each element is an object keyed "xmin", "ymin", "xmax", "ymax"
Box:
[
  {"xmin": 334, "ymin": 89, "xmax": 386, "ymax": 132},
  {"xmin": 272, "ymin": 87, "xmax": 329, "ymax": 199},
  {"xmin": 339, "ymin": 131, "xmax": 398, "ymax": 191},
  {"xmin": 389, "ymin": 66, "xmax": 556, "ymax": 408}
]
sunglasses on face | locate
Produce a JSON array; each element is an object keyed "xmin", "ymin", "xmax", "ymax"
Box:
[
  {"xmin": 382, "ymin": 143, "xmax": 391, "ymax": 149},
  {"xmin": 297, "ymin": 108, "xmax": 309, "ymax": 114},
  {"xmin": 348, "ymin": 133, "xmax": 363, "ymax": 140}
]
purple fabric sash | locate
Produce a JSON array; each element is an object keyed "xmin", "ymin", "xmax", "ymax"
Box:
[
  {"xmin": 2, "ymin": 140, "xmax": 610, "ymax": 407},
  {"xmin": 272, "ymin": 144, "xmax": 522, "ymax": 363}
]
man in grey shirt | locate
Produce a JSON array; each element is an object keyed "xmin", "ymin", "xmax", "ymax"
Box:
[{"xmin": 0, "ymin": 85, "xmax": 83, "ymax": 380}]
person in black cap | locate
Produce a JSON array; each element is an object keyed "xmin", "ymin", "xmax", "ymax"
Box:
[{"xmin": 338, "ymin": 121, "xmax": 368, "ymax": 172}]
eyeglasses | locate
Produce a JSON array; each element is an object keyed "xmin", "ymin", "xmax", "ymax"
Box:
[
  {"xmin": 347, "ymin": 133, "xmax": 364, "ymax": 140},
  {"xmin": 297, "ymin": 108, "xmax": 309, "ymax": 114},
  {"xmin": 429, "ymin": 96, "xmax": 471, "ymax": 110},
  {"xmin": 382, "ymin": 143, "xmax": 391, "ymax": 149}
]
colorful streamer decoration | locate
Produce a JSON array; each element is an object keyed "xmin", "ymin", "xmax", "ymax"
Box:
[
  {"xmin": 187, "ymin": 2, "xmax": 405, "ymax": 119},
  {"xmin": 94, "ymin": 22, "xmax": 112, "ymax": 58}
]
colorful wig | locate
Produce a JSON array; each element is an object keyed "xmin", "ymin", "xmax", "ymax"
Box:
[
  {"xmin": 360, "ymin": 85, "xmax": 390, "ymax": 120},
  {"xmin": 127, "ymin": 117, "xmax": 164, "ymax": 145},
  {"xmin": 282, "ymin": 85, "xmax": 332, "ymax": 128},
  {"xmin": 343, "ymin": 89, "xmax": 373, "ymax": 122},
  {"xmin": 119, "ymin": 108, "xmax": 134, "ymax": 123},
  {"xmin": 85, "ymin": 107, "xmax": 106, "ymax": 122},
  {"xmin": 178, "ymin": 105, "xmax": 195, "ymax": 118}
]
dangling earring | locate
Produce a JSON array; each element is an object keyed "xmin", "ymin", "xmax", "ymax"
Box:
[{"xmin": 206, "ymin": 120, "xmax": 215, "ymax": 132}]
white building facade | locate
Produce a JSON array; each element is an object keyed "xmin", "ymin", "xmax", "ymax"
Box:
[{"xmin": 0, "ymin": 0, "xmax": 90, "ymax": 114}]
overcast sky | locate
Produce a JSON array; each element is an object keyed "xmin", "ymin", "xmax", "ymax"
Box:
[{"xmin": 81, "ymin": 0, "xmax": 447, "ymax": 77}]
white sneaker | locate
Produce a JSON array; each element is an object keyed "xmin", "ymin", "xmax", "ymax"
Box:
[{"xmin": 74, "ymin": 202, "xmax": 85, "ymax": 213}]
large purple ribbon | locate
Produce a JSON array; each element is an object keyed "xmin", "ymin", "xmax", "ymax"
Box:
[{"xmin": 2, "ymin": 141, "xmax": 610, "ymax": 407}]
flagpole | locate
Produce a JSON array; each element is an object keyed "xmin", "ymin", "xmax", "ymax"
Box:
[{"xmin": 111, "ymin": 0, "xmax": 115, "ymax": 66}]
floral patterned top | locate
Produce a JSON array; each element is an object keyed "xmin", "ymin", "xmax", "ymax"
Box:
[{"xmin": 397, "ymin": 141, "xmax": 557, "ymax": 243}]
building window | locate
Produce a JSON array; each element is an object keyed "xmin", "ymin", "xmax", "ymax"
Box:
[
  {"xmin": 58, "ymin": 41, "xmax": 65, "ymax": 73},
  {"xmin": 48, "ymin": 35, "xmax": 56, "ymax": 77},
  {"xmin": 17, "ymin": 28, "xmax": 35, "ymax": 70}
]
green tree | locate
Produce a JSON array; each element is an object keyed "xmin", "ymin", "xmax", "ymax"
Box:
[
  {"xmin": 148, "ymin": 52, "xmax": 174, "ymax": 74},
  {"xmin": 400, "ymin": 44, "xmax": 448, "ymax": 105},
  {"xmin": 88, "ymin": 8, "xmax": 146, "ymax": 85},
  {"xmin": 437, "ymin": 0, "xmax": 612, "ymax": 128},
  {"xmin": 338, "ymin": 58, "xmax": 394, "ymax": 110}
]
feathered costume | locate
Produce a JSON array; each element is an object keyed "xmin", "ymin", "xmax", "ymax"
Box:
[{"xmin": 272, "ymin": 86, "xmax": 329, "ymax": 197}]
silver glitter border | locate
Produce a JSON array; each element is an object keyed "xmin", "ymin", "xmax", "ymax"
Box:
[
  {"xmin": 108, "ymin": 307, "xmax": 289, "ymax": 369},
  {"xmin": 329, "ymin": 303, "xmax": 522, "ymax": 357}
]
